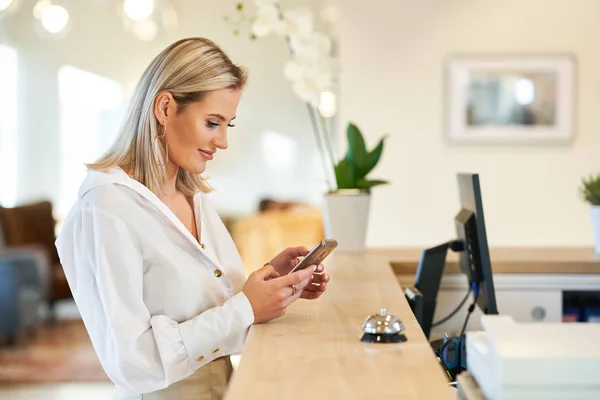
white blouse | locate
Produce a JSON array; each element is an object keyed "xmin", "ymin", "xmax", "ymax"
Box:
[{"xmin": 55, "ymin": 167, "xmax": 255, "ymax": 397}]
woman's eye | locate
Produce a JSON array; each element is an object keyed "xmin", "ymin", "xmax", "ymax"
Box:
[
  {"xmin": 207, "ymin": 121, "xmax": 220, "ymax": 128},
  {"xmin": 227, "ymin": 123, "xmax": 235, "ymax": 128}
]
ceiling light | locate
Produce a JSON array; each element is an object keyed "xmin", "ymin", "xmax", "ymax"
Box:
[
  {"xmin": 32, "ymin": 0, "xmax": 51, "ymax": 19},
  {"xmin": 0, "ymin": 0, "xmax": 14, "ymax": 12},
  {"xmin": 124, "ymin": 0, "xmax": 154, "ymax": 21},
  {"xmin": 41, "ymin": 4, "xmax": 69, "ymax": 34}
]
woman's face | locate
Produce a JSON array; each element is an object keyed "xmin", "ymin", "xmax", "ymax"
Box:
[{"xmin": 157, "ymin": 88, "xmax": 241, "ymax": 175}]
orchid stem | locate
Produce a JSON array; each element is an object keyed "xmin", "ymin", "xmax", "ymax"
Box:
[
  {"xmin": 274, "ymin": 3, "xmax": 336, "ymax": 192},
  {"xmin": 318, "ymin": 113, "xmax": 337, "ymax": 189},
  {"xmin": 306, "ymin": 104, "xmax": 335, "ymax": 192}
]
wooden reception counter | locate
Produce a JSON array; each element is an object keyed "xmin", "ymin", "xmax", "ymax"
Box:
[
  {"xmin": 224, "ymin": 250, "xmax": 455, "ymax": 400},
  {"xmin": 387, "ymin": 246, "xmax": 600, "ymax": 276}
]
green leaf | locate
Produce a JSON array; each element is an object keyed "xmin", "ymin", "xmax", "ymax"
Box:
[
  {"xmin": 346, "ymin": 123, "xmax": 387, "ymax": 180},
  {"xmin": 360, "ymin": 135, "xmax": 387, "ymax": 179},
  {"xmin": 337, "ymin": 122, "xmax": 389, "ymax": 189},
  {"xmin": 236, "ymin": 2, "xmax": 244, "ymax": 11},
  {"xmin": 334, "ymin": 159, "xmax": 355, "ymax": 189},
  {"xmin": 356, "ymin": 179, "xmax": 389, "ymax": 189},
  {"xmin": 581, "ymin": 173, "xmax": 600, "ymax": 205},
  {"xmin": 250, "ymin": 33, "xmax": 257, "ymax": 40},
  {"xmin": 345, "ymin": 123, "xmax": 368, "ymax": 179}
]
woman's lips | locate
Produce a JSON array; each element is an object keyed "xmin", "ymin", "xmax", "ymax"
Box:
[{"xmin": 199, "ymin": 149, "xmax": 214, "ymax": 160}]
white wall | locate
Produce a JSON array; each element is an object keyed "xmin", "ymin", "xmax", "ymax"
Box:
[
  {"xmin": 339, "ymin": 0, "xmax": 600, "ymax": 247},
  {"xmin": 1, "ymin": 0, "xmax": 329, "ymax": 218}
]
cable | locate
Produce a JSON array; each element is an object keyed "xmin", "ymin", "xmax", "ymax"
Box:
[
  {"xmin": 460, "ymin": 282, "xmax": 479, "ymax": 336},
  {"xmin": 431, "ymin": 285, "xmax": 472, "ymax": 327}
]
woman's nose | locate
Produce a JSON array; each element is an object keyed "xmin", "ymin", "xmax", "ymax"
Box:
[{"xmin": 213, "ymin": 129, "xmax": 228, "ymax": 150}]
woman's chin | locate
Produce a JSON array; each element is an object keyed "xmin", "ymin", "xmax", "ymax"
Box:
[{"xmin": 181, "ymin": 162, "xmax": 206, "ymax": 175}]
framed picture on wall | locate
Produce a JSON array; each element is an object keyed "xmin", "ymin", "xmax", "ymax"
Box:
[{"xmin": 445, "ymin": 54, "xmax": 575, "ymax": 144}]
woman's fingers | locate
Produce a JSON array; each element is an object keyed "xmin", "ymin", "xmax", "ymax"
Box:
[
  {"xmin": 303, "ymin": 281, "xmax": 327, "ymax": 292},
  {"xmin": 301, "ymin": 290, "xmax": 323, "ymax": 300},
  {"xmin": 310, "ymin": 273, "xmax": 329, "ymax": 284},
  {"xmin": 283, "ymin": 280, "xmax": 306, "ymax": 306}
]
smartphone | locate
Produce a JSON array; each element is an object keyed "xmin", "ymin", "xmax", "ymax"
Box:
[{"xmin": 288, "ymin": 239, "xmax": 338, "ymax": 274}]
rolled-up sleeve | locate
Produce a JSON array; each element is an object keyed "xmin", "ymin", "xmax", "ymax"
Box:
[{"xmin": 59, "ymin": 205, "xmax": 255, "ymax": 394}]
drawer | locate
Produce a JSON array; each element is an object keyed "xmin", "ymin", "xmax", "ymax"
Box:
[
  {"xmin": 428, "ymin": 289, "xmax": 562, "ymax": 340},
  {"xmin": 495, "ymin": 289, "xmax": 562, "ymax": 323}
]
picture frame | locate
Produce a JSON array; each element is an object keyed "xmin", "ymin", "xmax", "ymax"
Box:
[{"xmin": 445, "ymin": 54, "xmax": 575, "ymax": 144}]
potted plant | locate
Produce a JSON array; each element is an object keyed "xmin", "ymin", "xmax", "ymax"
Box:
[
  {"xmin": 322, "ymin": 123, "xmax": 388, "ymax": 250},
  {"xmin": 580, "ymin": 174, "xmax": 600, "ymax": 253},
  {"xmin": 226, "ymin": 2, "xmax": 389, "ymax": 250}
]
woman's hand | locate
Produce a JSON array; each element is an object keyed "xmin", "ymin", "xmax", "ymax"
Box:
[
  {"xmin": 242, "ymin": 264, "xmax": 316, "ymax": 323},
  {"xmin": 269, "ymin": 246, "xmax": 331, "ymax": 300},
  {"xmin": 300, "ymin": 266, "xmax": 330, "ymax": 300},
  {"xmin": 269, "ymin": 246, "xmax": 309, "ymax": 275}
]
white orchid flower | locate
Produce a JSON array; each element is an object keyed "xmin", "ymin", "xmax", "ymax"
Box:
[
  {"xmin": 281, "ymin": 7, "xmax": 313, "ymax": 39},
  {"xmin": 283, "ymin": 60, "xmax": 304, "ymax": 82},
  {"xmin": 290, "ymin": 32, "xmax": 331, "ymax": 62},
  {"xmin": 251, "ymin": 3, "xmax": 283, "ymax": 37},
  {"xmin": 292, "ymin": 70, "xmax": 333, "ymax": 107},
  {"xmin": 292, "ymin": 79, "xmax": 319, "ymax": 107}
]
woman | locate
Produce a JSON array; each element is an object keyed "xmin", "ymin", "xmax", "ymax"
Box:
[{"xmin": 55, "ymin": 37, "xmax": 330, "ymax": 400}]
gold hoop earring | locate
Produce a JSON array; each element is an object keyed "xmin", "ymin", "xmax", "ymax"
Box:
[{"xmin": 156, "ymin": 123, "xmax": 169, "ymax": 166}]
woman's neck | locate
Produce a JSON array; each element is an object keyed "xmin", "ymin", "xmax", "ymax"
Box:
[
  {"xmin": 122, "ymin": 162, "xmax": 180, "ymax": 198},
  {"xmin": 162, "ymin": 161, "xmax": 179, "ymax": 197}
]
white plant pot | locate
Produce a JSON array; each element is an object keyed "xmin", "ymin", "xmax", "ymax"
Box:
[
  {"xmin": 322, "ymin": 190, "xmax": 371, "ymax": 252},
  {"xmin": 590, "ymin": 205, "xmax": 600, "ymax": 253}
]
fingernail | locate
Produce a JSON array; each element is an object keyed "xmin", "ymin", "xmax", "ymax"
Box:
[{"xmin": 317, "ymin": 265, "xmax": 323, "ymax": 271}]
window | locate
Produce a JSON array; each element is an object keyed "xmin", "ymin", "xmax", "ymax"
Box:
[
  {"xmin": 57, "ymin": 65, "xmax": 125, "ymax": 218},
  {"xmin": 0, "ymin": 45, "xmax": 18, "ymax": 207}
]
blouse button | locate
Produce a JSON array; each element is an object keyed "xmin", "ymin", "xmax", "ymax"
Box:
[
  {"xmin": 200, "ymin": 243, "xmax": 206, "ymax": 249},
  {"xmin": 214, "ymin": 269, "xmax": 222, "ymax": 278},
  {"xmin": 196, "ymin": 356, "xmax": 204, "ymax": 362},
  {"xmin": 212, "ymin": 348, "xmax": 220, "ymax": 354}
]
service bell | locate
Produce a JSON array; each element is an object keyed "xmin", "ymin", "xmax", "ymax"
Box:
[{"xmin": 360, "ymin": 308, "xmax": 407, "ymax": 343}]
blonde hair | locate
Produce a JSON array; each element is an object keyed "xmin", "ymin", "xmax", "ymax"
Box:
[{"xmin": 88, "ymin": 37, "xmax": 248, "ymax": 196}]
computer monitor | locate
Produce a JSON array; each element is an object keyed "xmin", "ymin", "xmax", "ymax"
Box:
[
  {"xmin": 455, "ymin": 173, "xmax": 497, "ymax": 315},
  {"xmin": 407, "ymin": 173, "xmax": 498, "ymax": 339}
]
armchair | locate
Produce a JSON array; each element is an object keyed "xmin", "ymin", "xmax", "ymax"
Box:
[
  {"xmin": 0, "ymin": 201, "xmax": 72, "ymax": 319},
  {"xmin": 0, "ymin": 246, "xmax": 49, "ymax": 346}
]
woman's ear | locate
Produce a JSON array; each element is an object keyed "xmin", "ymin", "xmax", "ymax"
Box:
[{"xmin": 154, "ymin": 91, "xmax": 174, "ymax": 126}]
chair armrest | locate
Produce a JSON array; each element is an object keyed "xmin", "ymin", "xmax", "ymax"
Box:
[
  {"xmin": 0, "ymin": 244, "xmax": 49, "ymax": 260},
  {"xmin": 0, "ymin": 246, "xmax": 51, "ymax": 300}
]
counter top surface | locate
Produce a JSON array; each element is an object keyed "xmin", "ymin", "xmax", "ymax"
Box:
[
  {"xmin": 224, "ymin": 250, "xmax": 454, "ymax": 400},
  {"xmin": 383, "ymin": 246, "xmax": 600, "ymax": 275}
]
